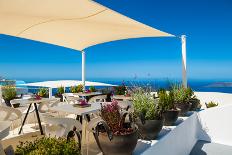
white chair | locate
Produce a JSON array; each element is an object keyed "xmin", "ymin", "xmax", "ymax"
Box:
[
  {"xmin": 88, "ymin": 95, "xmax": 107, "ymax": 103},
  {"xmin": 63, "ymin": 93, "xmax": 80, "ymax": 104},
  {"xmin": 0, "ymin": 106, "xmax": 22, "ymax": 134},
  {"xmin": 43, "ymin": 116, "xmax": 82, "ymax": 139}
]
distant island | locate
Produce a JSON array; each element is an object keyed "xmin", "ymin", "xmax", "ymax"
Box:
[{"xmin": 206, "ymin": 82, "xmax": 232, "ymax": 88}]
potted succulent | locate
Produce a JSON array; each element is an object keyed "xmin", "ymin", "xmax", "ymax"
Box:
[
  {"xmin": 186, "ymin": 88, "xmax": 201, "ymax": 111},
  {"xmin": 89, "ymin": 101, "xmax": 138, "ymax": 155},
  {"xmin": 56, "ymin": 86, "xmax": 65, "ymax": 101},
  {"xmin": 132, "ymin": 87, "xmax": 163, "ymax": 140},
  {"xmin": 37, "ymin": 87, "xmax": 48, "ymax": 98},
  {"xmin": 158, "ymin": 89, "xmax": 179, "ymax": 126},
  {"xmin": 172, "ymin": 84, "xmax": 192, "ymax": 116},
  {"xmin": 2, "ymin": 85, "xmax": 17, "ymax": 107},
  {"xmin": 15, "ymin": 137, "xmax": 80, "ymax": 155}
]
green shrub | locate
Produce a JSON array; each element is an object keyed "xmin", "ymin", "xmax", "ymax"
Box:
[
  {"xmin": 158, "ymin": 90, "xmax": 175, "ymax": 111},
  {"xmin": 2, "ymin": 85, "xmax": 16, "ymax": 101},
  {"xmin": 15, "ymin": 137, "xmax": 80, "ymax": 155},
  {"xmin": 131, "ymin": 87, "xmax": 162, "ymax": 120},
  {"xmin": 171, "ymin": 84, "xmax": 192, "ymax": 104},
  {"xmin": 114, "ymin": 83, "xmax": 126, "ymax": 95},
  {"xmin": 56, "ymin": 86, "xmax": 65, "ymax": 95},
  {"xmin": 206, "ymin": 101, "xmax": 218, "ymax": 108},
  {"xmin": 37, "ymin": 87, "xmax": 48, "ymax": 97},
  {"xmin": 89, "ymin": 86, "xmax": 96, "ymax": 92}
]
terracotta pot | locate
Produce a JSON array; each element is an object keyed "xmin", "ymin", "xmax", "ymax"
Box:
[
  {"xmin": 175, "ymin": 103, "xmax": 191, "ymax": 116},
  {"xmin": 136, "ymin": 119, "xmax": 163, "ymax": 140},
  {"xmin": 163, "ymin": 110, "xmax": 179, "ymax": 126},
  {"xmin": 96, "ymin": 128, "xmax": 138, "ymax": 155}
]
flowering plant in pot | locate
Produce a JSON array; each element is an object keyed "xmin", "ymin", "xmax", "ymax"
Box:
[
  {"xmin": 158, "ymin": 89, "xmax": 179, "ymax": 126},
  {"xmin": 88, "ymin": 100, "xmax": 138, "ymax": 155},
  {"xmin": 172, "ymin": 84, "xmax": 192, "ymax": 116},
  {"xmin": 70, "ymin": 84, "xmax": 83, "ymax": 93},
  {"xmin": 131, "ymin": 87, "xmax": 163, "ymax": 140},
  {"xmin": 37, "ymin": 87, "xmax": 48, "ymax": 98},
  {"xmin": 113, "ymin": 83, "xmax": 126, "ymax": 95},
  {"xmin": 89, "ymin": 86, "xmax": 96, "ymax": 92}
]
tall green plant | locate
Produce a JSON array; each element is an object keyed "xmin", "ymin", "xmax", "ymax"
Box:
[
  {"xmin": 70, "ymin": 85, "xmax": 83, "ymax": 93},
  {"xmin": 37, "ymin": 87, "xmax": 48, "ymax": 97},
  {"xmin": 131, "ymin": 87, "xmax": 161, "ymax": 120},
  {"xmin": 158, "ymin": 90, "xmax": 175, "ymax": 111},
  {"xmin": 57, "ymin": 86, "xmax": 65, "ymax": 95},
  {"xmin": 171, "ymin": 84, "xmax": 191, "ymax": 104},
  {"xmin": 2, "ymin": 85, "xmax": 16, "ymax": 101}
]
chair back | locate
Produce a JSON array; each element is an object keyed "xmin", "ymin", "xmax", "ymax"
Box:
[
  {"xmin": 0, "ymin": 106, "xmax": 22, "ymax": 121},
  {"xmin": 88, "ymin": 95, "xmax": 107, "ymax": 103}
]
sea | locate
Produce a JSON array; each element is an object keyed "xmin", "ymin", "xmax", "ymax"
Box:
[{"xmin": 11, "ymin": 78, "xmax": 232, "ymax": 95}]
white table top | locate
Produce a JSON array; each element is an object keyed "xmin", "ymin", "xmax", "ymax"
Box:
[
  {"xmin": 0, "ymin": 121, "xmax": 11, "ymax": 140},
  {"xmin": 11, "ymin": 98, "xmax": 59, "ymax": 104},
  {"xmin": 74, "ymin": 92, "xmax": 102, "ymax": 97},
  {"xmin": 50, "ymin": 102, "xmax": 101, "ymax": 116}
]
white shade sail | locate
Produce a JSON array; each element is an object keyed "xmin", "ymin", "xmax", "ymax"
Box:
[
  {"xmin": 0, "ymin": 0, "xmax": 173, "ymax": 51},
  {"xmin": 20, "ymin": 80, "xmax": 116, "ymax": 88}
]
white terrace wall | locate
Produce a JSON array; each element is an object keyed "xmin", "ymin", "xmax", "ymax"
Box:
[
  {"xmin": 197, "ymin": 105, "xmax": 232, "ymax": 146},
  {"xmin": 142, "ymin": 113, "xmax": 199, "ymax": 155}
]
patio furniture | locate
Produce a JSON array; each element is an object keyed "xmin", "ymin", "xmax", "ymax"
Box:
[
  {"xmin": 0, "ymin": 106, "xmax": 22, "ymax": 134},
  {"xmin": 88, "ymin": 95, "xmax": 106, "ymax": 103},
  {"xmin": 0, "ymin": 121, "xmax": 11, "ymax": 155},
  {"xmin": 38, "ymin": 98, "xmax": 61, "ymax": 117},
  {"xmin": 113, "ymin": 95, "xmax": 132, "ymax": 101},
  {"xmin": 63, "ymin": 93, "xmax": 80, "ymax": 104},
  {"xmin": 15, "ymin": 98, "xmax": 58, "ymax": 135},
  {"xmin": 50, "ymin": 102, "xmax": 101, "ymax": 153},
  {"xmin": 74, "ymin": 92, "xmax": 102, "ymax": 101},
  {"xmin": 43, "ymin": 116, "xmax": 82, "ymax": 139}
]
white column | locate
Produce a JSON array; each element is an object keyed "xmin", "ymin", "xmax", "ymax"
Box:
[
  {"xmin": 181, "ymin": 35, "xmax": 187, "ymax": 88},
  {"xmin": 82, "ymin": 50, "xmax": 86, "ymax": 91},
  {"xmin": 49, "ymin": 87, "xmax": 52, "ymax": 99},
  {"xmin": 0, "ymin": 85, "xmax": 2, "ymax": 104}
]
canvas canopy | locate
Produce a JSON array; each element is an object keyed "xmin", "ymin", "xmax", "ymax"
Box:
[
  {"xmin": 0, "ymin": 0, "xmax": 173, "ymax": 51},
  {"xmin": 20, "ymin": 80, "xmax": 116, "ymax": 88}
]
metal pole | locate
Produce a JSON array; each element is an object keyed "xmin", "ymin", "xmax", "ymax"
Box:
[
  {"xmin": 0, "ymin": 85, "xmax": 2, "ymax": 104},
  {"xmin": 49, "ymin": 87, "xmax": 52, "ymax": 99},
  {"xmin": 82, "ymin": 50, "xmax": 86, "ymax": 91},
  {"xmin": 181, "ymin": 35, "xmax": 187, "ymax": 88}
]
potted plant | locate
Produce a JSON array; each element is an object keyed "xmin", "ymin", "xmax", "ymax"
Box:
[
  {"xmin": 186, "ymin": 87, "xmax": 201, "ymax": 111},
  {"xmin": 89, "ymin": 86, "xmax": 96, "ymax": 92},
  {"xmin": 131, "ymin": 87, "xmax": 163, "ymax": 140},
  {"xmin": 56, "ymin": 86, "xmax": 65, "ymax": 101},
  {"xmin": 15, "ymin": 137, "xmax": 80, "ymax": 155},
  {"xmin": 114, "ymin": 83, "xmax": 126, "ymax": 95},
  {"xmin": 158, "ymin": 89, "xmax": 179, "ymax": 126},
  {"xmin": 2, "ymin": 85, "xmax": 17, "ymax": 107},
  {"xmin": 172, "ymin": 84, "xmax": 192, "ymax": 116},
  {"xmin": 89, "ymin": 101, "xmax": 138, "ymax": 155},
  {"xmin": 205, "ymin": 101, "xmax": 218, "ymax": 108},
  {"xmin": 70, "ymin": 84, "xmax": 83, "ymax": 93},
  {"xmin": 37, "ymin": 87, "xmax": 48, "ymax": 98}
]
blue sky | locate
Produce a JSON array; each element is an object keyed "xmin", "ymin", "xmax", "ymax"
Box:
[{"xmin": 0, "ymin": 0, "xmax": 232, "ymax": 81}]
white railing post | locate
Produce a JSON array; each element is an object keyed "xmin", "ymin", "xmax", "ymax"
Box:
[
  {"xmin": 49, "ymin": 87, "xmax": 52, "ymax": 99},
  {"xmin": 181, "ymin": 35, "xmax": 187, "ymax": 88},
  {"xmin": 82, "ymin": 50, "xmax": 86, "ymax": 92}
]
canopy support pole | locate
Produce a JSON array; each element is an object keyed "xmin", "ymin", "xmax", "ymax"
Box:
[
  {"xmin": 181, "ymin": 35, "xmax": 187, "ymax": 88},
  {"xmin": 0, "ymin": 86, "xmax": 2, "ymax": 104},
  {"xmin": 82, "ymin": 50, "xmax": 86, "ymax": 92},
  {"xmin": 49, "ymin": 87, "xmax": 52, "ymax": 99}
]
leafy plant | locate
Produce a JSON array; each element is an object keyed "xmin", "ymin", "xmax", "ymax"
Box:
[
  {"xmin": 114, "ymin": 83, "xmax": 126, "ymax": 95},
  {"xmin": 131, "ymin": 87, "xmax": 162, "ymax": 120},
  {"xmin": 56, "ymin": 86, "xmax": 65, "ymax": 95},
  {"xmin": 206, "ymin": 101, "xmax": 218, "ymax": 108},
  {"xmin": 2, "ymin": 85, "xmax": 16, "ymax": 101},
  {"xmin": 101, "ymin": 100, "xmax": 133, "ymax": 135},
  {"xmin": 70, "ymin": 85, "xmax": 83, "ymax": 93},
  {"xmin": 171, "ymin": 84, "xmax": 191, "ymax": 104},
  {"xmin": 89, "ymin": 86, "xmax": 96, "ymax": 92},
  {"xmin": 15, "ymin": 137, "xmax": 80, "ymax": 155},
  {"xmin": 158, "ymin": 90, "xmax": 175, "ymax": 111},
  {"xmin": 37, "ymin": 87, "xmax": 48, "ymax": 97}
]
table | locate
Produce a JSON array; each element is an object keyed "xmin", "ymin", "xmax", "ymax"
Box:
[
  {"xmin": 74, "ymin": 92, "xmax": 102, "ymax": 97},
  {"xmin": 50, "ymin": 102, "xmax": 101, "ymax": 154},
  {"xmin": 13, "ymin": 98, "xmax": 58, "ymax": 135},
  {"xmin": 113, "ymin": 95, "xmax": 132, "ymax": 101}
]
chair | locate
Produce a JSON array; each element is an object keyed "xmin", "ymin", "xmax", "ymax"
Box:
[
  {"xmin": 0, "ymin": 106, "xmax": 22, "ymax": 134},
  {"xmin": 43, "ymin": 116, "xmax": 82, "ymax": 146},
  {"xmin": 63, "ymin": 93, "xmax": 80, "ymax": 104},
  {"xmin": 88, "ymin": 95, "xmax": 107, "ymax": 103}
]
